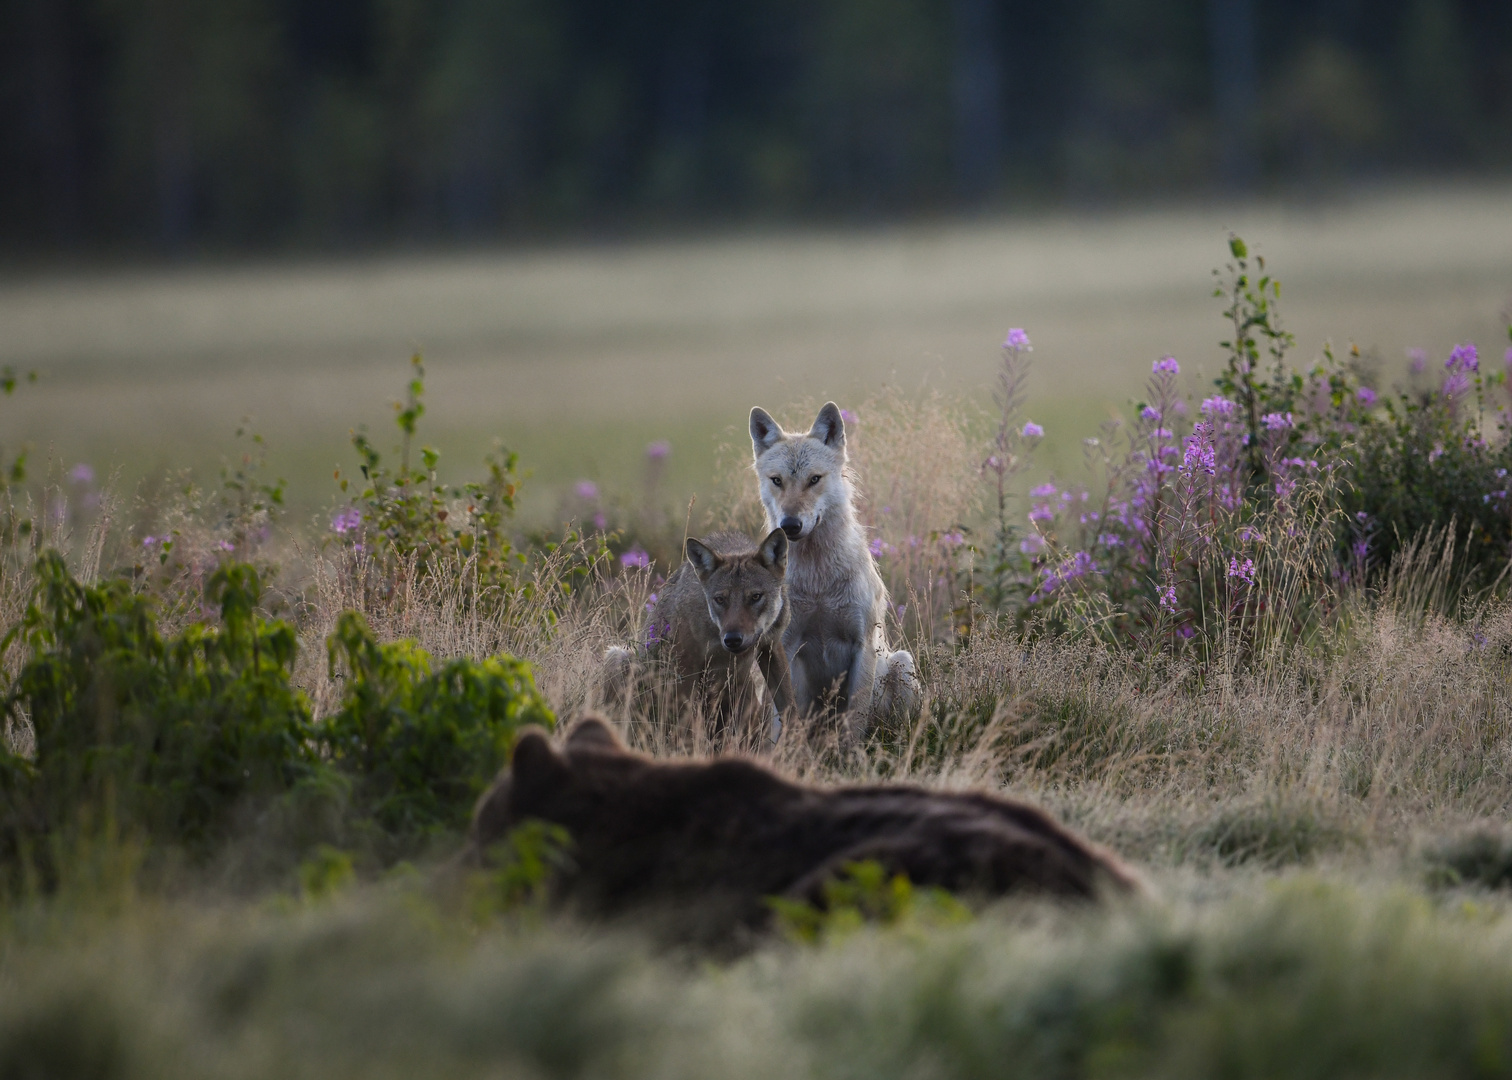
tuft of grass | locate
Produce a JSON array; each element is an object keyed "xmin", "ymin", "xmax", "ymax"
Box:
[
  {"xmin": 1424, "ymin": 828, "xmax": 1512, "ymax": 891},
  {"xmin": 1186, "ymin": 799, "xmax": 1354, "ymax": 869}
]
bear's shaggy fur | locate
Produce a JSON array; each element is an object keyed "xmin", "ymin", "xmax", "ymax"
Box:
[{"xmin": 470, "ymin": 716, "xmax": 1140, "ymax": 939}]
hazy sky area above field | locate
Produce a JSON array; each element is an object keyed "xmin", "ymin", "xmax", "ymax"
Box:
[{"xmin": 3, "ymin": 184, "xmax": 1510, "ymax": 522}]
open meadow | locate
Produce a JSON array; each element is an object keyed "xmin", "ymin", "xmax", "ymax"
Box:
[
  {"xmin": 4, "ymin": 184, "xmax": 1512, "ymax": 522},
  {"xmin": 5, "ymin": 185, "xmax": 1512, "ymax": 1078}
]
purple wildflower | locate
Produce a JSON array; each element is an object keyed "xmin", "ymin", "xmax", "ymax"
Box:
[
  {"xmin": 1262, "ymin": 412, "xmax": 1294, "ymax": 431},
  {"xmin": 1140, "ymin": 406, "xmax": 1161, "ymax": 423},
  {"xmin": 142, "ymin": 535, "xmax": 157, "ymax": 548},
  {"xmin": 1227, "ymin": 557, "xmax": 1256, "ymax": 586},
  {"xmin": 593, "ymin": 512, "xmax": 607, "ymax": 530},
  {"xmin": 645, "ymin": 593, "xmax": 658, "ymax": 613},
  {"xmin": 1003, "ymin": 328, "xmax": 1032, "ymax": 350},
  {"xmin": 645, "ymin": 440, "xmax": 670, "ymax": 460},
  {"xmin": 868, "ymin": 537, "xmax": 888, "ymax": 559},
  {"xmin": 1177, "ymin": 625, "xmax": 1195, "ymax": 639},
  {"xmin": 218, "ymin": 539, "xmax": 235, "ymax": 552},
  {"xmin": 331, "ymin": 506, "xmax": 362, "ymax": 534},
  {"xmin": 1067, "ymin": 550, "xmax": 1098, "ymax": 577},
  {"xmin": 939, "ymin": 531, "xmax": 965, "ymax": 548},
  {"xmin": 1447, "ymin": 342, "xmax": 1479, "ymax": 372},
  {"xmin": 1021, "ymin": 421, "xmax": 1044, "ymax": 438},
  {"xmin": 69, "ymin": 463, "xmax": 94, "ymax": 485},
  {"xmin": 1028, "ymin": 505, "xmax": 1054, "ymax": 523},
  {"xmin": 1158, "ymin": 585, "xmax": 1178, "ymax": 613},
  {"xmin": 620, "ymin": 547, "xmax": 651, "ymax": 569},
  {"xmin": 1352, "ymin": 540, "xmax": 1369, "ymax": 563},
  {"xmin": 1356, "ymin": 386, "xmax": 1377, "ymax": 406},
  {"xmin": 1409, "ymin": 347, "xmax": 1428, "ymax": 374},
  {"xmin": 840, "ymin": 409, "xmax": 856, "ymax": 424},
  {"xmin": 1020, "ymin": 534, "xmax": 1046, "ymax": 554},
  {"xmin": 575, "ymin": 480, "xmax": 599, "ymax": 501},
  {"xmin": 1181, "ymin": 425, "xmax": 1217, "ymax": 476},
  {"xmin": 1202, "ymin": 396, "xmax": 1238, "ymax": 417},
  {"xmin": 1030, "ymin": 482, "xmax": 1058, "ymax": 497},
  {"xmin": 1152, "ymin": 355, "xmax": 1180, "ymax": 374},
  {"xmin": 1443, "ymin": 371, "xmax": 1471, "ymax": 399},
  {"xmin": 645, "ymin": 621, "xmax": 671, "ymax": 647}
]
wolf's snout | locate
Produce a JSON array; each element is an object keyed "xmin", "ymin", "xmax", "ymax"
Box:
[
  {"xmin": 722, "ymin": 632, "xmax": 746, "ymax": 652},
  {"xmin": 779, "ymin": 516, "xmax": 803, "ymax": 540}
]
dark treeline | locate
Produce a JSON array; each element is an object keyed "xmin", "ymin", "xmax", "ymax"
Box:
[{"xmin": 2, "ymin": 0, "xmax": 1510, "ymax": 252}]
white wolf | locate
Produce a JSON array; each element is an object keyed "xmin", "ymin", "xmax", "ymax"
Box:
[{"xmin": 749, "ymin": 402, "xmax": 918, "ymax": 744}]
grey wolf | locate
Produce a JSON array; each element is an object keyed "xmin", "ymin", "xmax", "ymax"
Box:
[
  {"xmin": 749, "ymin": 401, "xmax": 917, "ymax": 744},
  {"xmin": 470, "ymin": 716, "xmax": 1140, "ymax": 940},
  {"xmin": 603, "ymin": 530, "xmax": 794, "ymax": 745}
]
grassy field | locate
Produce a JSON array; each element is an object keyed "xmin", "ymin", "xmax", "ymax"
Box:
[
  {"xmin": 5, "ymin": 184, "xmax": 1512, "ymax": 1079},
  {"xmin": 3, "ymin": 183, "xmax": 1510, "ymax": 523}
]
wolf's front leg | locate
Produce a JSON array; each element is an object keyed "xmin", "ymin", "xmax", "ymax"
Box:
[
  {"xmin": 784, "ymin": 633, "xmax": 820, "ymax": 716},
  {"xmin": 757, "ymin": 636, "xmax": 796, "ymax": 719},
  {"xmin": 841, "ymin": 618, "xmax": 881, "ymax": 746}
]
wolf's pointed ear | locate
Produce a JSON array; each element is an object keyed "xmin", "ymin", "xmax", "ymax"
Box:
[
  {"xmin": 758, "ymin": 528, "xmax": 788, "ymax": 575},
  {"xmin": 509, "ymin": 727, "xmax": 570, "ymax": 814},
  {"xmin": 685, "ymin": 537, "xmax": 722, "ymax": 579},
  {"xmin": 750, "ymin": 407, "xmax": 783, "ymax": 456},
  {"xmin": 566, "ymin": 714, "xmax": 623, "ymax": 753},
  {"xmin": 810, "ymin": 402, "xmax": 846, "ymax": 450}
]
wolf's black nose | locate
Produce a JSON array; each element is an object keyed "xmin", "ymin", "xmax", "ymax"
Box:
[
  {"xmin": 722, "ymin": 632, "xmax": 744, "ymax": 652},
  {"xmin": 780, "ymin": 517, "xmax": 803, "ymax": 539}
]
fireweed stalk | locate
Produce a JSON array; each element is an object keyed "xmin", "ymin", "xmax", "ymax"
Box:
[{"xmin": 982, "ymin": 329, "xmax": 1036, "ymax": 612}]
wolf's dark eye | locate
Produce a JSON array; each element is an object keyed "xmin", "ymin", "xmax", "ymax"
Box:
[
  {"xmin": 713, "ymin": 593, "xmax": 728, "ymax": 607},
  {"xmin": 808, "ymin": 474, "xmax": 822, "ymax": 487},
  {"xmin": 770, "ymin": 475, "xmax": 783, "ymax": 488},
  {"xmin": 748, "ymin": 592, "xmax": 762, "ymax": 604}
]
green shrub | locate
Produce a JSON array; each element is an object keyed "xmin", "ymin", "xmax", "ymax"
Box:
[
  {"xmin": 1347, "ymin": 351, "xmax": 1512, "ymax": 584},
  {"xmin": 321, "ymin": 610, "xmax": 555, "ymax": 835},
  {"xmin": 335, "ymin": 353, "xmax": 526, "ymax": 590},
  {"xmin": 769, "ymin": 861, "xmax": 971, "ymax": 944},
  {"xmin": 0, "ymin": 554, "xmax": 324, "ymax": 864}
]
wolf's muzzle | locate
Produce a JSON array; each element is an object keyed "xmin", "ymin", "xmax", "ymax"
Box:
[
  {"xmin": 779, "ymin": 517, "xmax": 803, "ymax": 540},
  {"xmin": 722, "ymin": 632, "xmax": 747, "ymax": 653}
]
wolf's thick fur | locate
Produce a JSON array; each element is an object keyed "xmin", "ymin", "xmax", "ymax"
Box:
[
  {"xmin": 470, "ymin": 716, "xmax": 1141, "ymax": 941},
  {"xmin": 604, "ymin": 530, "xmax": 794, "ymax": 744},
  {"xmin": 749, "ymin": 402, "xmax": 917, "ymax": 743}
]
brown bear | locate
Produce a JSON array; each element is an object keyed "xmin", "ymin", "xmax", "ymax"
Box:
[{"xmin": 470, "ymin": 716, "xmax": 1140, "ymax": 940}]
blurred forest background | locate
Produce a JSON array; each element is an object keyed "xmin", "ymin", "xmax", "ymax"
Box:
[{"xmin": 3, "ymin": 0, "xmax": 1511, "ymax": 252}]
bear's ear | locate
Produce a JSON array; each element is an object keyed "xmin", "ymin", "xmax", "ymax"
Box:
[
  {"xmin": 809, "ymin": 402, "xmax": 846, "ymax": 450},
  {"xmin": 750, "ymin": 407, "xmax": 783, "ymax": 456},
  {"xmin": 566, "ymin": 714, "xmax": 623, "ymax": 753},
  {"xmin": 685, "ymin": 537, "xmax": 722, "ymax": 579},
  {"xmin": 758, "ymin": 528, "xmax": 788, "ymax": 575},
  {"xmin": 509, "ymin": 727, "xmax": 571, "ymax": 814}
]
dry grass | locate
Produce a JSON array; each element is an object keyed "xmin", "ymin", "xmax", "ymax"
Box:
[{"xmin": 9, "ymin": 379, "xmax": 1512, "ymax": 877}]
